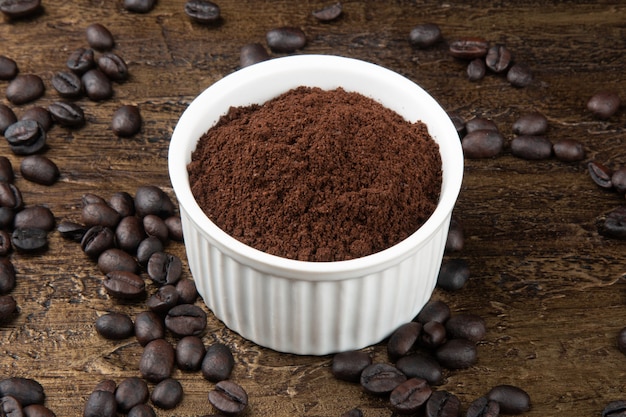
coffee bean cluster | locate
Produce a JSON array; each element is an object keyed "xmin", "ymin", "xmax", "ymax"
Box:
[{"xmin": 0, "ymin": 376, "xmax": 56, "ymax": 417}]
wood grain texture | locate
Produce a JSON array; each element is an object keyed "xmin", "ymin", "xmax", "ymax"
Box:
[{"xmin": 1, "ymin": 1, "xmax": 625, "ymax": 416}]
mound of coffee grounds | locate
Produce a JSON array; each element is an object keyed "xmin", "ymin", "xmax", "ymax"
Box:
[{"xmin": 188, "ymin": 86, "xmax": 442, "ymax": 262}]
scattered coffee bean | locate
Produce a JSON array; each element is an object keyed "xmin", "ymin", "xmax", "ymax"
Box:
[
  {"xmin": 123, "ymin": 0, "xmax": 156, "ymax": 13},
  {"xmin": 11, "ymin": 228, "xmax": 47, "ymax": 252},
  {"xmin": 111, "ymin": 105, "xmax": 141, "ymax": 137},
  {"xmin": 0, "ymin": 56, "xmax": 18, "ymax": 80},
  {"xmin": 1, "ymin": 395, "xmax": 24, "ymax": 416},
  {"xmin": 445, "ymin": 217, "xmax": 464, "ymax": 252},
  {"xmin": 387, "ymin": 321, "xmax": 421, "ymax": 360},
  {"xmin": 409, "ymin": 23, "xmax": 441, "ymax": 48},
  {"xmin": 146, "ymin": 284, "xmax": 179, "ymax": 313},
  {"xmin": 0, "ymin": 208, "xmax": 14, "ymax": 230},
  {"xmin": 340, "ymin": 408, "xmax": 363, "ymax": 417},
  {"xmin": 21, "ymin": 106, "xmax": 53, "ymax": 132},
  {"xmin": 312, "ymin": 2, "xmax": 343, "ymax": 22},
  {"xmin": 98, "ymin": 247, "xmax": 138, "ymax": 274},
  {"xmin": 587, "ymin": 91, "xmax": 621, "ymax": 120},
  {"xmin": 588, "ymin": 161, "xmax": 614, "ymax": 189},
  {"xmin": 4, "ymin": 119, "xmax": 47, "ymax": 155},
  {"xmin": 6, "ymin": 74, "xmax": 45, "ymax": 105},
  {"xmin": 134, "ymin": 310, "xmax": 165, "ymax": 346},
  {"xmin": 109, "ymin": 192, "xmax": 135, "ymax": 217},
  {"xmin": 164, "ymin": 216, "xmax": 183, "ymax": 241},
  {"xmin": 81, "ymin": 226, "xmax": 115, "ymax": 257},
  {"xmin": 0, "ymin": 295, "xmax": 17, "ymax": 320},
  {"xmin": 136, "ymin": 236, "xmax": 164, "ymax": 265},
  {"xmin": 420, "ymin": 320, "xmax": 446, "ymax": 349},
  {"xmin": 331, "ymin": 350, "xmax": 372, "ymax": 382},
  {"xmin": 115, "ymin": 216, "xmax": 145, "ymax": 254},
  {"xmin": 512, "ymin": 112, "xmax": 548, "ymax": 136},
  {"xmin": 0, "ymin": 182, "xmax": 23, "ymax": 209},
  {"xmin": 603, "ymin": 400, "xmax": 626, "ymax": 417},
  {"xmin": 0, "ymin": 0, "xmax": 42, "ymax": 18},
  {"xmin": 143, "ymin": 214, "xmax": 168, "ymax": 242},
  {"xmin": 97, "ymin": 53, "xmax": 129, "ymax": 82},
  {"xmin": 596, "ymin": 206, "xmax": 626, "ymax": 239},
  {"xmin": 22, "ymin": 403, "xmax": 56, "ymax": 417},
  {"xmin": 486, "ymin": 384, "xmax": 531, "ymax": 414},
  {"xmin": 176, "ymin": 335, "xmax": 206, "ymax": 371},
  {"xmin": 115, "ymin": 377, "xmax": 149, "ymax": 413},
  {"xmin": 139, "ymin": 338, "xmax": 175, "ymax": 382},
  {"xmin": 425, "ymin": 390, "xmax": 461, "ymax": 417},
  {"xmin": 20, "ymin": 155, "xmax": 59, "ymax": 186},
  {"xmin": 184, "ymin": 0, "xmax": 220, "ymax": 24},
  {"xmin": 510, "ymin": 135, "xmax": 553, "ymax": 160},
  {"xmin": 466, "ymin": 117, "xmax": 498, "ymax": 133},
  {"xmin": 507, "ymin": 62, "xmax": 533, "ymax": 87},
  {"xmin": 175, "ymin": 278, "xmax": 198, "ymax": 304},
  {"xmin": 266, "ymin": 27, "xmax": 307, "ymax": 53},
  {"xmin": 466, "ymin": 396, "xmax": 500, "ymax": 417},
  {"xmin": 127, "ymin": 404, "xmax": 156, "ymax": 417},
  {"xmin": 0, "ymin": 156, "xmax": 14, "ymax": 183},
  {"xmin": 390, "ymin": 378, "xmax": 432, "ymax": 414},
  {"xmin": 164, "ymin": 303, "xmax": 206, "ymax": 337},
  {"xmin": 395, "ymin": 353, "xmax": 443, "ymax": 386},
  {"xmin": 82, "ymin": 69, "xmax": 113, "ymax": 101},
  {"xmin": 485, "ymin": 44, "xmax": 512, "ymax": 73},
  {"xmin": 0, "ymin": 377, "xmax": 45, "ymax": 406},
  {"xmin": 0, "ymin": 259, "xmax": 16, "ymax": 293},
  {"xmin": 93, "ymin": 379, "xmax": 116, "ymax": 393},
  {"xmin": 445, "ymin": 314, "xmax": 486, "ymax": 342},
  {"xmin": 51, "ymin": 70, "xmax": 83, "ymax": 98},
  {"xmin": 82, "ymin": 202, "xmax": 121, "ymax": 229},
  {"xmin": 448, "ymin": 112, "xmax": 466, "ymax": 138},
  {"xmin": 201, "ymin": 343, "xmax": 235, "ymax": 382},
  {"xmin": 612, "ymin": 167, "xmax": 626, "ymax": 195},
  {"xmin": 134, "ymin": 186, "xmax": 175, "ymax": 218},
  {"xmin": 462, "ymin": 129, "xmax": 504, "ymax": 159},
  {"xmin": 58, "ymin": 221, "xmax": 87, "ymax": 242},
  {"xmin": 435, "ymin": 338, "xmax": 477, "ymax": 369},
  {"xmin": 150, "ymin": 378, "xmax": 183, "ymax": 410},
  {"xmin": 239, "ymin": 43, "xmax": 270, "ymax": 68},
  {"xmin": 449, "ymin": 37, "xmax": 489, "ymax": 60},
  {"xmin": 0, "ymin": 231, "xmax": 12, "ymax": 256},
  {"xmin": 66, "ymin": 47, "xmax": 95, "ymax": 74},
  {"xmin": 48, "ymin": 101, "xmax": 85, "ymax": 127},
  {"xmin": 85, "ymin": 23, "xmax": 114, "ymax": 51},
  {"xmin": 360, "ymin": 363, "xmax": 407, "ymax": 395},
  {"xmin": 467, "ymin": 58, "xmax": 486, "ymax": 81},
  {"xmin": 416, "ymin": 300, "xmax": 451, "ymax": 324},
  {"xmin": 147, "ymin": 252, "xmax": 182, "ymax": 285},
  {"xmin": 95, "ymin": 312, "xmax": 134, "ymax": 340},
  {"xmin": 552, "ymin": 139, "xmax": 585, "ymax": 162},
  {"xmin": 0, "ymin": 104, "xmax": 17, "ymax": 134},
  {"xmin": 437, "ymin": 258, "xmax": 470, "ymax": 291},
  {"xmin": 83, "ymin": 389, "xmax": 116, "ymax": 417},
  {"xmin": 103, "ymin": 270, "xmax": 145, "ymax": 299},
  {"xmin": 14, "ymin": 205, "xmax": 54, "ymax": 231},
  {"xmin": 208, "ymin": 380, "xmax": 248, "ymax": 416}
]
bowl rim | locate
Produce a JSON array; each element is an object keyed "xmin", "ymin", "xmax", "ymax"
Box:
[{"xmin": 169, "ymin": 54, "xmax": 463, "ymax": 281}]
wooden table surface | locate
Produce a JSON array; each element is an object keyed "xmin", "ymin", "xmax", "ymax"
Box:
[{"xmin": 1, "ymin": 1, "xmax": 625, "ymax": 416}]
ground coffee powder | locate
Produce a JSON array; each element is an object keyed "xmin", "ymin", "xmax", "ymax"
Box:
[{"xmin": 188, "ymin": 86, "xmax": 442, "ymax": 262}]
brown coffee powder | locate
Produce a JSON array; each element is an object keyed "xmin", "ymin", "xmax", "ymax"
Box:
[{"xmin": 188, "ymin": 86, "xmax": 442, "ymax": 262}]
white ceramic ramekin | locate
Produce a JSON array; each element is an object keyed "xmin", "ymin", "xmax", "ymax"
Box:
[{"xmin": 168, "ymin": 55, "xmax": 463, "ymax": 355}]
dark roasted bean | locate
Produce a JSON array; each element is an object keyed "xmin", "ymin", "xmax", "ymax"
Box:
[
  {"xmin": 435, "ymin": 338, "xmax": 477, "ymax": 369},
  {"xmin": 0, "ymin": 104, "xmax": 17, "ymax": 135},
  {"xmin": 425, "ymin": 390, "xmax": 461, "ymax": 417},
  {"xmin": 552, "ymin": 139, "xmax": 585, "ymax": 162},
  {"xmin": 98, "ymin": 248, "xmax": 138, "ymax": 274},
  {"xmin": 134, "ymin": 310, "xmax": 164, "ymax": 346},
  {"xmin": 1, "ymin": 395, "xmax": 24, "ymax": 416},
  {"xmin": 175, "ymin": 278, "xmax": 198, "ymax": 304},
  {"xmin": 0, "ymin": 0, "xmax": 41, "ymax": 18},
  {"xmin": 588, "ymin": 161, "xmax": 613, "ymax": 189},
  {"xmin": 11, "ymin": 228, "xmax": 47, "ymax": 252},
  {"xmin": 127, "ymin": 404, "xmax": 156, "ymax": 417},
  {"xmin": 312, "ymin": 2, "xmax": 343, "ymax": 22},
  {"xmin": 417, "ymin": 300, "xmax": 451, "ymax": 324},
  {"xmin": 22, "ymin": 404, "xmax": 56, "ymax": 417},
  {"xmin": 0, "ymin": 378, "xmax": 45, "ymax": 406},
  {"xmin": 0, "ymin": 208, "xmax": 14, "ymax": 230},
  {"xmin": 21, "ymin": 106, "xmax": 52, "ymax": 132},
  {"xmin": 115, "ymin": 216, "xmax": 145, "ymax": 254},
  {"xmin": 465, "ymin": 117, "xmax": 498, "ymax": 133},
  {"xmin": 467, "ymin": 58, "xmax": 486, "ymax": 82},
  {"xmin": 201, "ymin": 343, "xmax": 235, "ymax": 382},
  {"xmin": 266, "ymin": 27, "xmax": 307, "ymax": 53},
  {"xmin": 486, "ymin": 385, "xmax": 531, "ymax": 414},
  {"xmin": 111, "ymin": 105, "xmax": 141, "ymax": 137},
  {"xmin": 603, "ymin": 400, "xmax": 626, "ymax": 417},
  {"xmin": 4, "ymin": 119, "xmax": 46, "ymax": 155},
  {"xmin": 147, "ymin": 252, "xmax": 182, "ymax": 285},
  {"xmin": 596, "ymin": 206, "xmax": 626, "ymax": 239},
  {"xmin": 134, "ymin": 186, "xmax": 175, "ymax": 218},
  {"xmin": 109, "ymin": 192, "xmax": 135, "ymax": 217},
  {"xmin": 445, "ymin": 314, "xmax": 486, "ymax": 343},
  {"xmin": 340, "ymin": 408, "xmax": 363, "ymax": 417},
  {"xmin": 507, "ymin": 63, "xmax": 533, "ymax": 87},
  {"xmin": 0, "ymin": 56, "xmax": 18, "ymax": 80},
  {"xmin": 466, "ymin": 396, "xmax": 500, "ymax": 417},
  {"xmin": 485, "ymin": 44, "xmax": 512, "ymax": 73},
  {"xmin": 85, "ymin": 23, "xmax": 114, "ymax": 51},
  {"xmin": 164, "ymin": 216, "xmax": 183, "ymax": 241},
  {"xmin": 0, "ymin": 182, "xmax": 22, "ymax": 210},
  {"xmin": 387, "ymin": 321, "xmax": 421, "ymax": 360},
  {"xmin": 0, "ymin": 295, "xmax": 17, "ymax": 320},
  {"xmin": 6, "ymin": 74, "xmax": 45, "ymax": 105},
  {"xmin": 139, "ymin": 339, "xmax": 175, "ymax": 383},
  {"xmin": 0, "ymin": 156, "xmax": 14, "ymax": 183},
  {"xmin": 409, "ymin": 23, "xmax": 441, "ymax": 48},
  {"xmin": 332, "ymin": 350, "xmax": 372, "ymax": 382},
  {"xmin": 115, "ymin": 377, "xmax": 149, "ymax": 413},
  {"xmin": 420, "ymin": 320, "xmax": 447, "ymax": 349},
  {"xmin": 142, "ymin": 214, "xmax": 168, "ymax": 242},
  {"xmin": 445, "ymin": 216, "xmax": 464, "ymax": 252},
  {"xmin": 449, "ymin": 37, "xmax": 489, "ymax": 59},
  {"xmin": 103, "ymin": 270, "xmax": 145, "ymax": 299},
  {"xmin": 587, "ymin": 91, "xmax": 621, "ymax": 120},
  {"xmin": 448, "ymin": 112, "xmax": 466, "ymax": 138},
  {"xmin": 208, "ymin": 380, "xmax": 248, "ymax": 416},
  {"xmin": 82, "ymin": 203, "xmax": 121, "ymax": 228},
  {"xmin": 176, "ymin": 335, "xmax": 206, "ymax": 371},
  {"xmin": 512, "ymin": 112, "xmax": 548, "ymax": 136},
  {"xmin": 95, "ymin": 312, "xmax": 134, "ymax": 340},
  {"xmin": 51, "ymin": 71, "xmax": 83, "ymax": 98},
  {"xmin": 150, "ymin": 378, "xmax": 183, "ymax": 410},
  {"xmin": 510, "ymin": 135, "xmax": 553, "ymax": 160},
  {"xmin": 396, "ymin": 353, "xmax": 443, "ymax": 386},
  {"xmin": 239, "ymin": 43, "xmax": 270, "ymax": 68},
  {"xmin": 0, "ymin": 231, "xmax": 12, "ymax": 257},
  {"xmin": 81, "ymin": 226, "xmax": 115, "ymax": 257},
  {"xmin": 612, "ymin": 167, "xmax": 626, "ymax": 195},
  {"xmin": 48, "ymin": 101, "xmax": 85, "ymax": 127},
  {"xmin": 0, "ymin": 258, "xmax": 16, "ymax": 293},
  {"xmin": 82, "ymin": 69, "xmax": 113, "ymax": 101},
  {"xmin": 136, "ymin": 236, "xmax": 164, "ymax": 266},
  {"xmin": 83, "ymin": 390, "xmax": 116, "ymax": 417},
  {"xmin": 146, "ymin": 285, "xmax": 179, "ymax": 313},
  {"xmin": 20, "ymin": 155, "xmax": 59, "ymax": 186},
  {"xmin": 184, "ymin": 0, "xmax": 221, "ymax": 24},
  {"xmin": 66, "ymin": 47, "xmax": 95, "ymax": 74},
  {"xmin": 389, "ymin": 378, "xmax": 432, "ymax": 414},
  {"xmin": 437, "ymin": 258, "xmax": 470, "ymax": 291},
  {"xmin": 165, "ymin": 303, "xmax": 207, "ymax": 337},
  {"xmin": 97, "ymin": 53, "xmax": 128, "ymax": 82},
  {"xmin": 93, "ymin": 379, "xmax": 116, "ymax": 393},
  {"xmin": 14, "ymin": 205, "xmax": 54, "ymax": 231},
  {"xmin": 360, "ymin": 363, "xmax": 406, "ymax": 395},
  {"xmin": 58, "ymin": 221, "xmax": 87, "ymax": 242},
  {"xmin": 461, "ymin": 129, "xmax": 504, "ymax": 159},
  {"xmin": 123, "ymin": 0, "xmax": 156, "ymax": 13}
]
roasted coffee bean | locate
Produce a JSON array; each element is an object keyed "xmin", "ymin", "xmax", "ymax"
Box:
[
  {"xmin": 512, "ymin": 112, "xmax": 548, "ymax": 135},
  {"xmin": 98, "ymin": 248, "xmax": 138, "ymax": 274},
  {"xmin": 389, "ymin": 378, "xmax": 432, "ymax": 414},
  {"xmin": 467, "ymin": 396, "xmax": 500, "ymax": 417},
  {"xmin": 0, "ymin": 208, "xmax": 14, "ymax": 230},
  {"xmin": 6, "ymin": 74, "xmax": 45, "ymax": 105},
  {"xmin": 0, "ymin": 378, "xmax": 44, "ymax": 406},
  {"xmin": 93, "ymin": 379, "xmax": 116, "ymax": 394},
  {"xmin": 0, "ymin": 295, "xmax": 17, "ymax": 320},
  {"xmin": 82, "ymin": 69, "xmax": 113, "ymax": 101},
  {"xmin": 0, "ymin": 0, "xmax": 41, "ymax": 18},
  {"xmin": 22, "ymin": 404, "xmax": 56, "ymax": 417},
  {"xmin": 312, "ymin": 2, "xmax": 343, "ymax": 22},
  {"xmin": 396, "ymin": 353, "xmax": 443, "ymax": 386},
  {"xmin": 84, "ymin": 193, "xmax": 106, "ymax": 205},
  {"xmin": 208, "ymin": 380, "xmax": 248, "ymax": 416},
  {"xmin": 115, "ymin": 216, "xmax": 145, "ymax": 254},
  {"xmin": 266, "ymin": 27, "xmax": 307, "ymax": 53},
  {"xmin": 151, "ymin": 378, "xmax": 183, "ymax": 410},
  {"xmin": 239, "ymin": 43, "xmax": 270, "ymax": 68},
  {"xmin": 20, "ymin": 106, "xmax": 52, "ymax": 131},
  {"xmin": 67, "ymin": 47, "xmax": 95, "ymax": 74},
  {"xmin": 448, "ymin": 112, "xmax": 466, "ymax": 138},
  {"xmin": 83, "ymin": 390, "xmax": 116, "ymax": 417},
  {"xmin": 127, "ymin": 404, "xmax": 156, "ymax": 417},
  {"xmin": 134, "ymin": 185, "xmax": 175, "ymax": 218},
  {"xmin": 201, "ymin": 343, "xmax": 234, "ymax": 382},
  {"xmin": 596, "ymin": 206, "xmax": 626, "ymax": 239},
  {"xmin": 425, "ymin": 390, "xmax": 461, "ymax": 417},
  {"xmin": 147, "ymin": 252, "xmax": 182, "ymax": 285},
  {"xmin": 81, "ymin": 226, "xmax": 115, "ymax": 257},
  {"xmin": 165, "ymin": 303, "xmax": 207, "ymax": 337},
  {"xmin": 0, "ymin": 104, "xmax": 17, "ymax": 135},
  {"xmin": 103, "ymin": 270, "xmax": 145, "ymax": 299},
  {"xmin": 467, "ymin": 58, "xmax": 486, "ymax": 82},
  {"xmin": 48, "ymin": 101, "xmax": 85, "ymax": 127},
  {"xmin": 184, "ymin": 0, "xmax": 220, "ymax": 24},
  {"xmin": 176, "ymin": 335, "xmax": 206, "ymax": 371},
  {"xmin": 12, "ymin": 228, "xmax": 47, "ymax": 252},
  {"xmin": 142, "ymin": 214, "xmax": 168, "ymax": 242},
  {"xmin": 417, "ymin": 300, "xmax": 451, "ymax": 324},
  {"xmin": 332, "ymin": 350, "xmax": 372, "ymax": 382},
  {"xmin": 360, "ymin": 363, "xmax": 406, "ymax": 395},
  {"xmin": 175, "ymin": 278, "xmax": 198, "ymax": 304},
  {"xmin": 14, "ymin": 205, "xmax": 54, "ymax": 231},
  {"xmin": 465, "ymin": 117, "xmax": 498, "ymax": 133},
  {"xmin": 435, "ymin": 338, "xmax": 477, "ymax": 369},
  {"xmin": 111, "ymin": 105, "xmax": 141, "ymax": 137},
  {"xmin": 136, "ymin": 236, "xmax": 163, "ymax": 265},
  {"xmin": 487, "ymin": 385, "xmax": 531, "ymax": 414},
  {"xmin": 612, "ymin": 167, "xmax": 626, "ymax": 194},
  {"xmin": 109, "ymin": 192, "xmax": 135, "ymax": 217},
  {"xmin": 409, "ymin": 23, "xmax": 441, "ymax": 48},
  {"xmin": 588, "ymin": 161, "xmax": 614, "ymax": 189},
  {"xmin": 115, "ymin": 377, "xmax": 148, "ymax": 413},
  {"xmin": 0, "ymin": 182, "xmax": 22, "ymax": 210},
  {"xmin": 51, "ymin": 71, "xmax": 83, "ymax": 98},
  {"xmin": 445, "ymin": 217, "xmax": 464, "ymax": 252},
  {"xmin": 445, "ymin": 314, "xmax": 486, "ymax": 343},
  {"xmin": 165, "ymin": 216, "xmax": 183, "ymax": 241},
  {"xmin": 510, "ymin": 135, "xmax": 553, "ymax": 160},
  {"xmin": 146, "ymin": 285, "xmax": 179, "ymax": 313},
  {"xmin": 58, "ymin": 221, "xmax": 87, "ymax": 242},
  {"xmin": 0, "ymin": 156, "xmax": 14, "ymax": 183},
  {"xmin": 139, "ymin": 338, "xmax": 175, "ymax": 382},
  {"xmin": 461, "ymin": 129, "xmax": 504, "ymax": 159},
  {"xmin": 0, "ymin": 56, "xmax": 18, "ymax": 80},
  {"xmin": 4, "ymin": 119, "xmax": 46, "ymax": 155},
  {"xmin": 123, "ymin": 0, "xmax": 156, "ymax": 13},
  {"xmin": 507, "ymin": 63, "xmax": 533, "ymax": 87},
  {"xmin": 0, "ymin": 258, "xmax": 15, "ymax": 294},
  {"xmin": 437, "ymin": 258, "xmax": 470, "ymax": 291},
  {"xmin": 82, "ymin": 202, "xmax": 121, "ymax": 228},
  {"xmin": 85, "ymin": 23, "xmax": 114, "ymax": 51},
  {"xmin": 97, "ymin": 53, "xmax": 128, "ymax": 82},
  {"xmin": 0, "ymin": 231, "xmax": 12, "ymax": 256},
  {"xmin": 340, "ymin": 408, "xmax": 363, "ymax": 417},
  {"xmin": 134, "ymin": 310, "xmax": 164, "ymax": 346},
  {"xmin": 420, "ymin": 320, "xmax": 447, "ymax": 349},
  {"xmin": 95, "ymin": 312, "xmax": 134, "ymax": 340},
  {"xmin": 552, "ymin": 139, "xmax": 585, "ymax": 162},
  {"xmin": 20, "ymin": 155, "xmax": 59, "ymax": 186},
  {"xmin": 485, "ymin": 44, "xmax": 512, "ymax": 73},
  {"xmin": 603, "ymin": 400, "xmax": 626, "ymax": 417},
  {"xmin": 387, "ymin": 321, "xmax": 421, "ymax": 360},
  {"xmin": 0, "ymin": 395, "xmax": 24, "ymax": 416},
  {"xmin": 587, "ymin": 91, "xmax": 621, "ymax": 120},
  {"xmin": 449, "ymin": 37, "xmax": 489, "ymax": 60}
]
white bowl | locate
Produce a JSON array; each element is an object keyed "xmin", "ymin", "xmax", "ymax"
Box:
[{"xmin": 168, "ymin": 54, "xmax": 463, "ymax": 355}]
